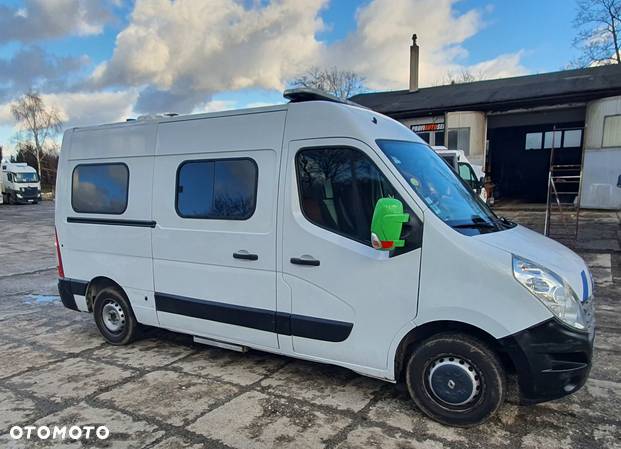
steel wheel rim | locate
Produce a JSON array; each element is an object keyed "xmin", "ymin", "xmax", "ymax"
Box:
[
  {"xmin": 102, "ymin": 299, "xmax": 126, "ymax": 334},
  {"xmin": 425, "ymin": 355, "xmax": 482, "ymax": 409}
]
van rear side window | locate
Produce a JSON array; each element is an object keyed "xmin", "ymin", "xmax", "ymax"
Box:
[
  {"xmin": 176, "ymin": 158, "xmax": 257, "ymax": 220},
  {"xmin": 72, "ymin": 163, "xmax": 129, "ymax": 214}
]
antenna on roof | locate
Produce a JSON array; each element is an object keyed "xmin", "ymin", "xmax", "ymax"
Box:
[{"xmin": 283, "ymin": 88, "xmax": 362, "ymax": 107}]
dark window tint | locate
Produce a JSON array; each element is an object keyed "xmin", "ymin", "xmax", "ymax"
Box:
[
  {"xmin": 416, "ymin": 132, "xmax": 431, "ymax": 143},
  {"xmin": 177, "ymin": 158, "xmax": 257, "ymax": 219},
  {"xmin": 72, "ymin": 164, "xmax": 129, "ymax": 214},
  {"xmin": 296, "ymin": 147, "xmax": 400, "ymax": 245},
  {"xmin": 435, "ymin": 131, "xmax": 445, "ymax": 146}
]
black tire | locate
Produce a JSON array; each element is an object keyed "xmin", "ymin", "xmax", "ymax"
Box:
[
  {"xmin": 7, "ymin": 193, "xmax": 14, "ymax": 205},
  {"xmin": 405, "ymin": 333, "xmax": 505, "ymax": 427},
  {"xmin": 93, "ymin": 287, "xmax": 138, "ymax": 345}
]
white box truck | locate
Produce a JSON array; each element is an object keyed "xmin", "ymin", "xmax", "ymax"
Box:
[
  {"xmin": 1, "ymin": 160, "xmax": 42, "ymax": 204},
  {"xmin": 54, "ymin": 89, "xmax": 595, "ymax": 426}
]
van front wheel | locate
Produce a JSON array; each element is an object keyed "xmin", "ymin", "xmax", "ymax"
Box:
[
  {"xmin": 93, "ymin": 287, "xmax": 138, "ymax": 345},
  {"xmin": 405, "ymin": 333, "xmax": 505, "ymax": 427}
]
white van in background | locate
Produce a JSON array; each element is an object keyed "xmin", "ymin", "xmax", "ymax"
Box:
[
  {"xmin": 1, "ymin": 160, "xmax": 42, "ymax": 204},
  {"xmin": 432, "ymin": 147, "xmax": 487, "ymax": 202},
  {"xmin": 55, "ymin": 89, "xmax": 594, "ymax": 427}
]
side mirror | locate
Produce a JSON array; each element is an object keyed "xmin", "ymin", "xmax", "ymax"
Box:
[{"xmin": 370, "ymin": 198, "xmax": 409, "ymax": 250}]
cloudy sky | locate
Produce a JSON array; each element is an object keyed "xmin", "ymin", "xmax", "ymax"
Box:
[{"xmin": 0, "ymin": 0, "xmax": 581, "ymax": 154}]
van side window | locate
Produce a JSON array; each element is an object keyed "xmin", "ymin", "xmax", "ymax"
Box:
[
  {"xmin": 296, "ymin": 147, "xmax": 421, "ymax": 251},
  {"xmin": 72, "ymin": 163, "xmax": 129, "ymax": 214},
  {"xmin": 176, "ymin": 158, "xmax": 257, "ymax": 220}
]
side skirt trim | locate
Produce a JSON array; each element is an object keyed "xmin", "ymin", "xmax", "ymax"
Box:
[
  {"xmin": 155, "ymin": 292, "xmax": 352, "ymax": 342},
  {"xmin": 67, "ymin": 217, "xmax": 157, "ymax": 228}
]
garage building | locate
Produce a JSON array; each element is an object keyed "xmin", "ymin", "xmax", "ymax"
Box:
[{"xmin": 351, "ymin": 37, "xmax": 621, "ymax": 210}]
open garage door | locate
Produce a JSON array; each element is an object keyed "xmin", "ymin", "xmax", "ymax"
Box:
[{"xmin": 487, "ymin": 109, "xmax": 585, "ymax": 203}]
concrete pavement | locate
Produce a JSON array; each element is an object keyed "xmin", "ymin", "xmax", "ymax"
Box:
[{"xmin": 0, "ymin": 201, "xmax": 620, "ymax": 448}]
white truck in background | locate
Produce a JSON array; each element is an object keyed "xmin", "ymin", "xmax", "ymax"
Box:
[{"xmin": 1, "ymin": 160, "xmax": 42, "ymax": 204}]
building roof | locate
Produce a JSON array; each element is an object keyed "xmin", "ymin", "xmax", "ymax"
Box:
[{"xmin": 350, "ymin": 64, "xmax": 621, "ymax": 118}]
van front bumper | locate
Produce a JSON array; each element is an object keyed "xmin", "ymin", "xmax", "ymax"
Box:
[
  {"xmin": 14, "ymin": 191, "xmax": 41, "ymax": 203},
  {"xmin": 498, "ymin": 317, "xmax": 594, "ymax": 404}
]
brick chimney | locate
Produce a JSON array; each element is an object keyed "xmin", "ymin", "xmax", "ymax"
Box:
[{"xmin": 410, "ymin": 34, "xmax": 419, "ymax": 92}]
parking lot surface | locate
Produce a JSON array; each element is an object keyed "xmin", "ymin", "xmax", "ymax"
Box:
[{"xmin": 1, "ymin": 201, "xmax": 620, "ymax": 448}]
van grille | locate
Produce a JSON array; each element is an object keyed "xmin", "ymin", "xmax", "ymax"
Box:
[{"xmin": 22, "ymin": 187, "xmax": 38, "ymax": 198}]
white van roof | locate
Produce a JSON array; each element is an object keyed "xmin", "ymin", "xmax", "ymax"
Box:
[
  {"xmin": 63, "ymin": 89, "xmax": 422, "ymax": 161},
  {"xmin": 70, "ymin": 88, "xmax": 367, "ymax": 131}
]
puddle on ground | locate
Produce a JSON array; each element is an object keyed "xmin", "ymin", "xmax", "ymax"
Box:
[{"xmin": 24, "ymin": 294, "xmax": 60, "ymax": 304}]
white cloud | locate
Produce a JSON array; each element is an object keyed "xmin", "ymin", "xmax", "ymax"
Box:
[
  {"xmin": 0, "ymin": 89, "xmax": 138, "ymax": 129},
  {"xmin": 0, "ymin": 89, "xmax": 138, "ymax": 155},
  {"xmin": 87, "ymin": 0, "xmax": 527, "ymax": 114},
  {"xmin": 192, "ymin": 100, "xmax": 238, "ymax": 114},
  {"xmin": 0, "ymin": 0, "xmax": 115, "ymax": 43},
  {"xmin": 42, "ymin": 90, "xmax": 139, "ymax": 127},
  {"xmin": 0, "ymin": 0, "xmax": 530, "ymax": 138},
  {"xmin": 0, "ymin": 103, "xmax": 13, "ymax": 125},
  {"xmin": 91, "ymin": 0, "xmax": 328, "ymax": 113},
  {"xmin": 326, "ymin": 0, "xmax": 526, "ymax": 89},
  {"xmin": 467, "ymin": 51, "xmax": 528, "ymax": 80}
]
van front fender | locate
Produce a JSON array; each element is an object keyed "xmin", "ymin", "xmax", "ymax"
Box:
[{"xmin": 385, "ymin": 308, "xmax": 544, "ymax": 382}]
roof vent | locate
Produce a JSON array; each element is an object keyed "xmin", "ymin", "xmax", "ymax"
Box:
[{"xmin": 283, "ymin": 88, "xmax": 361, "ymax": 107}]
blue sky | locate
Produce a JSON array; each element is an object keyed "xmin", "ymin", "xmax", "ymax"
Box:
[{"xmin": 0, "ymin": 0, "xmax": 583, "ymax": 155}]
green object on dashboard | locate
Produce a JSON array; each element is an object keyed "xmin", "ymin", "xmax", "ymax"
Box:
[{"xmin": 370, "ymin": 198, "xmax": 409, "ymax": 250}]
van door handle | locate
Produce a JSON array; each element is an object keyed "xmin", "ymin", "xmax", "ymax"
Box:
[
  {"xmin": 233, "ymin": 251, "xmax": 258, "ymax": 261},
  {"xmin": 290, "ymin": 256, "xmax": 320, "ymax": 266}
]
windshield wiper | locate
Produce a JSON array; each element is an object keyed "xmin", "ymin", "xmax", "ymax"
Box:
[{"xmin": 452, "ymin": 221, "xmax": 497, "ymax": 229}]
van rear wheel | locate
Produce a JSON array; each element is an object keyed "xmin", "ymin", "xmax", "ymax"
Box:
[
  {"xmin": 405, "ymin": 333, "xmax": 505, "ymax": 427},
  {"xmin": 93, "ymin": 287, "xmax": 138, "ymax": 345}
]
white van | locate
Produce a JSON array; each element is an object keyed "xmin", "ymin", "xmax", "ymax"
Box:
[
  {"xmin": 1, "ymin": 160, "xmax": 42, "ymax": 204},
  {"xmin": 55, "ymin": 89, "xmax": 594, "ymax": 426},
  {"xmin": 432, "ymin": 147, "xmax": 487, "ymax": 202}
]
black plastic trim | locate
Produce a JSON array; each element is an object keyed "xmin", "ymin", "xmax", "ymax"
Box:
[
  {"xmin": 155, "ymin": 292, "xmax": 352, "ymax": 342},
  {"xmin": 58, "ymin": 279, "xmax": 79, "ymax": 311},
  {"xmin": 290, "ymin": 257, "xmax": 320, "ymax": 266},
  {"xmin": 68, "ymin": 279, "xmax": 88, "ymax": 296},
  {"xmin": 67, "ymin": 217, "xmax": 156, "ymax": 228},
  {"xmin": 233, "ymin": 252, "xmax": 259, "ymax": 261},
  {"xmin": 498, "ymin": 318, "xmax": 594, "ymax": 404}
]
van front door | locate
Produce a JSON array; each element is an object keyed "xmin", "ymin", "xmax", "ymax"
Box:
[{"xmin": 280, "ymin": 139, "xmax": 423, "ymax": 374}]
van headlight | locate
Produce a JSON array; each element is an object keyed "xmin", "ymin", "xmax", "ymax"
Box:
[{"xmin": 512, "ymin": 255, "xmax": 586, "ymax": 331}]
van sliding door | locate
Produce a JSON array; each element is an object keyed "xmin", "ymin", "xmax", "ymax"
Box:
[{"xmin": 151, "ymin": 113, "xmax": 284, "ymax": 350}]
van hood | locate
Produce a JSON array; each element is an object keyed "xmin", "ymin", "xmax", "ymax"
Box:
[{"xmin": 474, "ymin": 224, "xmax": 592, "ymax": 301}]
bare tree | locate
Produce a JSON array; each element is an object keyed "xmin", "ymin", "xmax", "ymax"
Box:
[
  {"xmin": 438, "ymin": 69, "xmax": 486, "ymax": 86},
  {"xmin": 572, "ymin": 0, "xmax": 620, "ymax": 66},
  {"xmin": 13, "ymin": 141, "xmax": 59, "ymax": 190},
  {"xmin": 290, "ymin": 66, "xmax": 366, "ymax": 99},
  {"xmin": 11, "ymin": 91, "xmax": 63, "ymax": 177}
]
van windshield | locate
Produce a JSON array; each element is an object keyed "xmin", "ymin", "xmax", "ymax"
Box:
[
  {"xmin": 13, "ymin": 172, "xmax": 39, "ymax": 183},
  {"xmin": 377, "ymin": 139, "xmax": 506, "ymax": 233}
]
